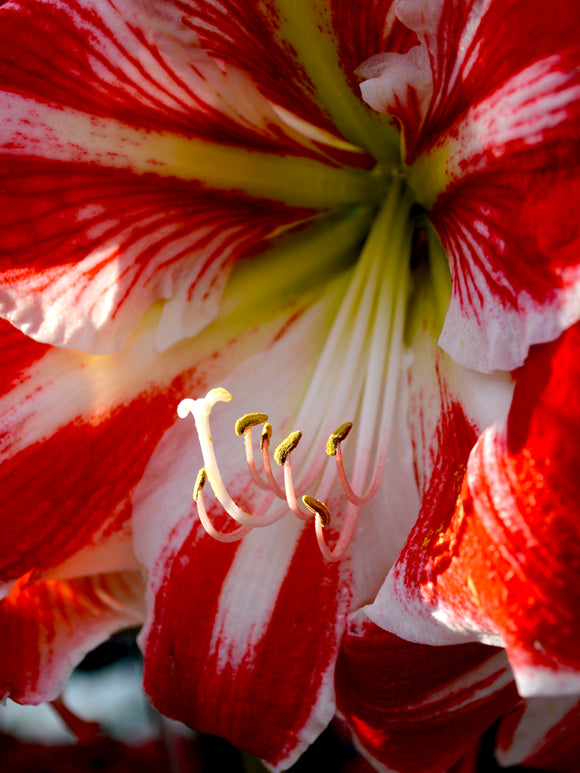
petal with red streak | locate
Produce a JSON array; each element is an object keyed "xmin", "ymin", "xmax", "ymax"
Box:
[
  {"xmin": 0, "ymin": 319, "xmax": 176, "ymax": 587},
  {"xmin": 1, "ymin": 0, "xmax": 367, "ymax": 353},
  {"xmin": 359, "ymin": 0, "xmax": 580, "ymax": 371},
  {"xmin": 134, "ymin": 301, "xmax": 344, "ymax": 768},
  {"xmin": 134, "ymin": 279, "xmax": 419, "ymax": 768},
  {"xmin": 0, "ymin": 570, "xmax": 145, "ymax": 704},
  {"xmin": 0, "ymin": 0, "xmax": 321, "ymax": 148},
  {"xmin": 360, "ymin": 258, "xmax": 512, "ymax": 647},
  {"xmin": 335, "ymin": 615, "xmax": 520, "ymax": 773},
  {"xmin": 178, "ymin": 0, "xmax": 402, "ymax": 154},
  {"xmin": 372, "ymin": 323, "xmax": 580, "ymax": 696},
  {"xmin": 496, "ymin": 695, "xmax": 580, "ymax": 772}
]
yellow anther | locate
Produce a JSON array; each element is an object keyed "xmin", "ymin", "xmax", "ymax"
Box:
[
  {"xmin": 326, "ymin": 422, "xmax": 353, "ymax": 456},
  {"xmin": 260, "ymin": 422, "xmax": 273, "ymax": 449},
  {"xmin": 235, "ymin": 413, "xmax": 269, "ymax": 436},
  {"xmin": 193, "ymin": 468, "xmax": 207, "ymax": 501},
  {"xmin": 302, "ymin": 496, "xmax": 331, "ymax": 527},
  {"xmin": 273, "ymin": 431, "xmax": 302, "ymax": 465}
]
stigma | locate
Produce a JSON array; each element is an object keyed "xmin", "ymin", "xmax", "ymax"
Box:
[{"xmin": 178, "ymin": 387, "xmax": 382, "ymax": 561}]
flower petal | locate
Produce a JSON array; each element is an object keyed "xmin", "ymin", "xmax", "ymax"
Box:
[
  {"xmin": 1, "ymin": 0, "xmax": 382, "ymax": 353},
  {"xmin": 370, "ymin": 322, "xmax": 580, "ymax": 697},
  {"xmin": 359, "ymin": 253, "xmax": 512, "ymax": 647},
  {"xmin": 135, "ymin": 300, "xmax": 353, "ymax": 768},
  {"xmin": 134, "ymin": 255, "xmax": 424, "ymax": 766},
  {"xmin": 335, "ymin": 614, "xmax": 520, "ymax": 773},
  {"xmin": 178, "ymin": 0, "xmax": 401, "ymax": 158},
  {"xmin": 0, "ymin": 319, "xmax": 173, "ymax": 587},
  {"xmin": 496, "ymin": 695, "xmax": 580, "ymax": 772},
  {"xmin": 359, "ymin": 0, "xmax": 580, "ymax": 371},
  {"xmin": 0, "ymin": 570, "xmax": 145, "ymax": 704},
  {"xmin": 0, "ymin": 0, "xmax": 321, "ymax": 147},
  {"xmin": 141, "ymin": 523, "xmax": 346, "ymax": 770}
]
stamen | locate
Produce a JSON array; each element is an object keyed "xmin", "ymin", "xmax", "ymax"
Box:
[
  {"xmin": 259, "ymin": 422, "xmax": 285, "ymax": 496},
  {"xmin": 326, "ymin": 422, "xmax": 353, "ymax": 456},
  {"xmin": 235, "ymin": 413, "xmax": 269, "ymax": 436},
  {"xmin": 273, "ymin": 431, "xmax": 303, "ymax": 465},
  {"xmin": 314, "ymin": 500, "xmax": 362, "ymax": 563},
  {"xmin": 194, "ymin": 469, "xmax": 250, "ymax": 543},
  {"xmin": 274, "ymin": 431, "xmax": 311, "ymax": 520},
  {"xmin": 302, "ymin": 495, "xmax": 331, "ymax": 527},
  {"xmin": 179, "ymin": 390, "xmax": 285, "ymax": 528},
  {"xmin": 193, "ymin": 468, "xmax": 207, "ymax": 501},
  {"xmin": 260, "ymin": 423, "xmax": 273, "ymax": 449},
  {"xmin": 236, "ymin": 413, "xmax": 273, "ymax": 492},
  {"xmin": 327, "ymin": 424, "xmax": 381, "ymax": 506}
]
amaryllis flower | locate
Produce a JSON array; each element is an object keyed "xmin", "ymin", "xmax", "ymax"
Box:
[{"xmin": 0, "ymin": 0, "xmax": 579, "ymax": 771}]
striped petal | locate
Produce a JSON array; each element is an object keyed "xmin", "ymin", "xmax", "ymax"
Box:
[
  {"xmin": 0, "ymin": 0, "xmax": 383, "ymax": 353},
  {"xmin": 134, "ymin": 238, "xmax": 425, "ymax": 767},
  {"xmin": 359, "ymin": 0, "xmax": 580, "ymax": 371},
  {"xmin": 0, "ymin": 318, "xmax": 169, "ymax": 588},
  {"xmin": 335, "ymin": 615, "xmax": 520, "ymax": 773},
  {"xmin": 359, "ymin": 248, "xmax": 513, "ymax": 647},
  {"xmin": 0, "ymin": 570, "xmax": 145, "ymax": 704},
  {"xmin": 178, "ymin": 0, "xmax": 403, "ymax": 159},
  {"xmin": 432, "ymin": 322, "xmax": 580, "ymax": 694},
  {"xmin": 368, "ymin": 322, "xmax": 580, "ymax": 701},
  {"xmin": 134, "ymin": 299, "xmax": 348, "ymax": 769}
]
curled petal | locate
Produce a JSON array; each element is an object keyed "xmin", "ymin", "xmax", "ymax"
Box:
[
  {"xmin": 336, "ymin": 614, "xmax": 520, "ymax": 773},
  {"xmin": 371, "ymin": 323, "xmax": 580, "ymax": 698},
  {"xmin": 0, "ymin": 571, "xmax": 145, "ymax": 704}
]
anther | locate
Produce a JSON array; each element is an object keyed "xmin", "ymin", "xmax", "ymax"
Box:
[
  {"xmin": 195, "ymin": 475, "xmax": 251, "ymax": 543},
  {"xmin": 260, "ymin": 422, "xmax": 273, "ymax": 449},
  {"xmin": 273, "ymin": 430, "xmax": 310, "ymax": 520},
  {"xmin": 326, "ymin": 422, "xmax": 353, "ymax": 456},
  {"xmin": 193, "ymin": 468, "xmax": 207, "ymax": 501},
  {"xmin": 235, "ymin": 413, "xmax": 269, "ymax": 436},
  {"xmin": 238, "ymin": 414, "xmax": 273, "ymax": 492},
  {"xmin": 274, "ymin": 431, "xmax": 303, "ymax": 466},
  {"xmin": 302, "ymin": 495, "xmax": 331, "ymax": 527}
]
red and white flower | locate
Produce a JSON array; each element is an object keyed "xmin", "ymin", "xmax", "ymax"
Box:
[{"xmin": 0, "ymin": 0, "xmax": 578, "ymax": 770}]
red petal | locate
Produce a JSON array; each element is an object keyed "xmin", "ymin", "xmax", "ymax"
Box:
[
  {"xmin": 141, "ymin": 524, "xmax": 347, "ymax": 769},
  {"xmin": 359, "ymin": 0, "xmax": 580, "ymax": 371},
  {"xmin": 387, "ymin": 323, "xmax": 580, "ymax": 694},
  {"xmin": 336, "ymin": 615, "xmax": 520, "ymax": 773},
  {"xmin": 134, "ymin": 298, "xmax": 367, "ymax": 768},
  {"xmin": 372, "ymin": 0, "xmax": 580, "ymax": 161},
  {"xmin": 431, "ymin": 50, "xmax": 580, "ymax": 370},
  {"xmin": 0, "ymin": 570, "xmax": 144, "ymax": 704},
  {"xmin": 364, "ymin": 271, "xmax": 512, "ymax": 645},
  {"xmin": 0, "ymin": 153, "xmax": 309, "ymax": 352},
  {"xmin": 0, "ymin": 321, "xmax": 178, "ymax": 584},
  {"xmin": 1, "ymin": 1, "xmax": 375, "ymax": 353},
  {"xmin": 0, "ymin": 0, "xmax": 314, "ymax": 148},
  {"xmin": 330, "ymin": 0, "xmax": 417, "ymax": 92},
  {"xmin": 177, "ymin": 0, "xmax": 405, "ymax": 140}
]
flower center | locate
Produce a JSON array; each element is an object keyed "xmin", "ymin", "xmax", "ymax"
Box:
[{"xmin": 178, "ymin": 173, "xmax": 422, "ymax": 560}]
